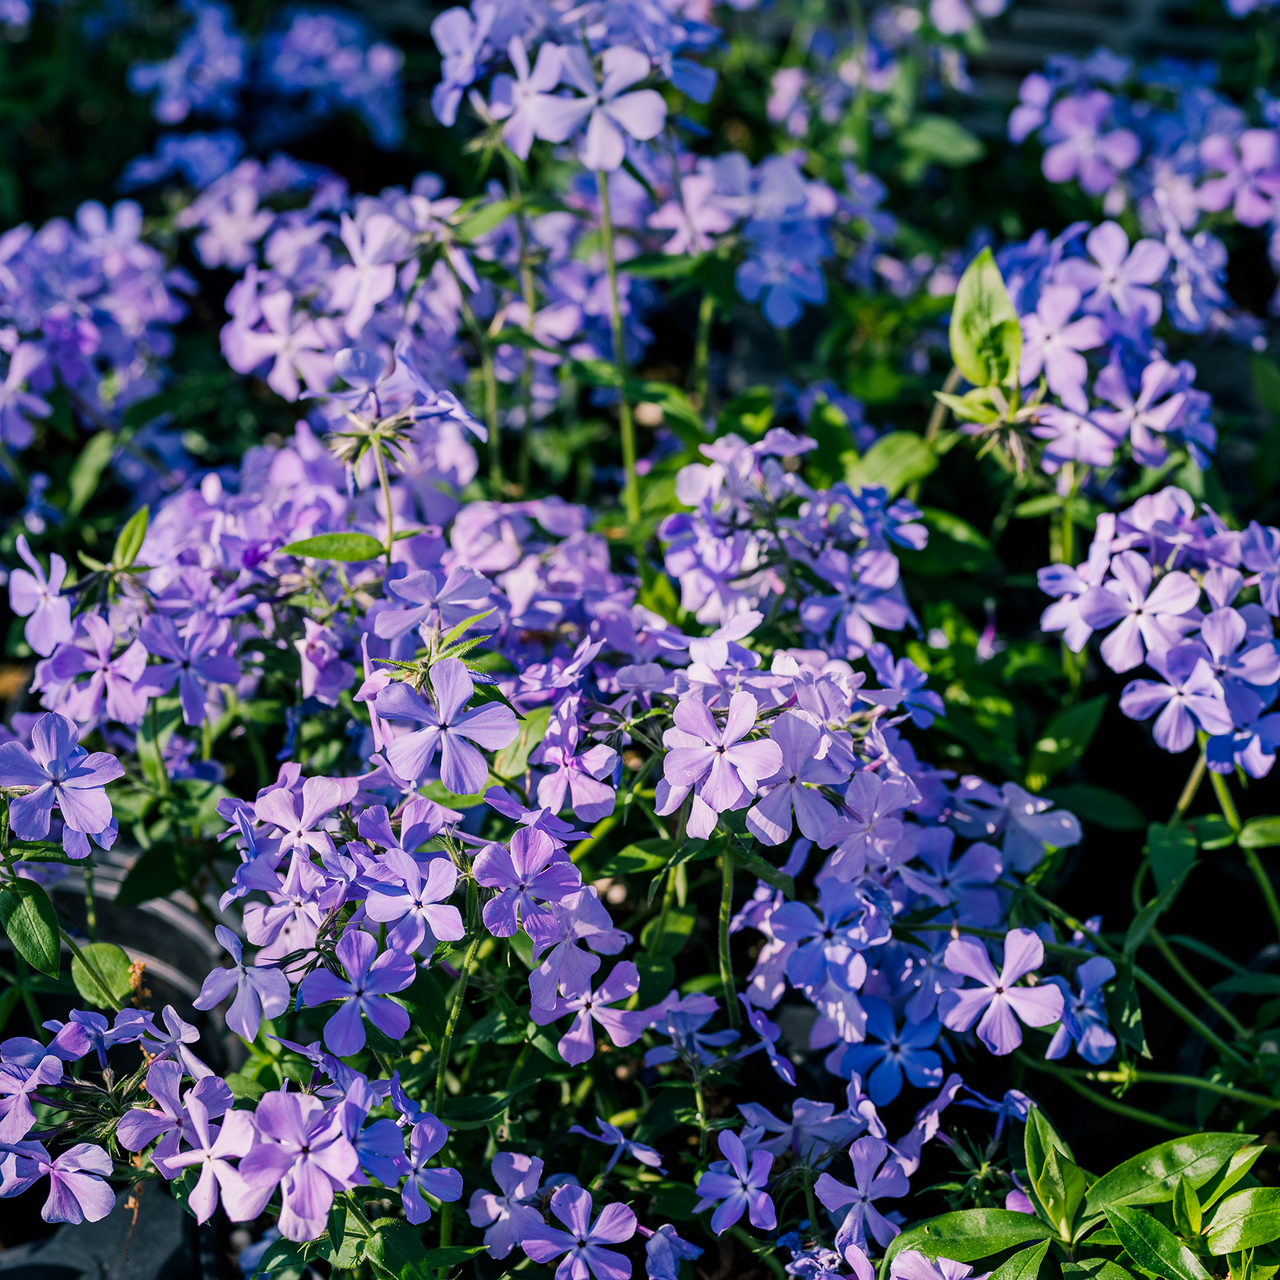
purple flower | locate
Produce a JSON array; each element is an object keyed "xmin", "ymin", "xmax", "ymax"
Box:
[
  {"xmin": 295, "ymin": 619, "xmax": 355, "ymax": 707},
  {"xmin": 642, "ymin": 1224, "xmax": 703, "ymax": 1280},
  {"xmin": 8, "ymin": 536, "xmax": 72, "ymax": 658},
  {"xmin": 224, "ymin": 290, "xmax": 328, "ymax": 401},
  {"xmin": 255, "ymin": 775, "xmax": 351, "ymax": 855},
  {"xmin": 138, "ymin": 615, "xmax": 240, "ymax": 726},
  {"xmin": 1045, "ymin": 957, "xmax": 1117, "ymax": 1065},
  {"xmin": 643, "ymin": 992, "xmax": 739, "ymax": 1069},
  {"xmin": 938, "ymin": 929, "xmax": 1064, "ymax": 1055},
  {"xmin": 862, "ymin": 644, "xmax": 945, "ymax": 730},
  {"xmin": 746, "ymin": 710, "xmax": 848, "ymax": 846},
  {"xmin": 533, "ymin": 46, "xmax": 667, "ymax": 172},
  {"xmin": 489, "ymin": 37, "xmax": 563, "ymax": 160},
  {"xmin": 401, "ymin": 1115, "xmax": 463, "ymax": 1224},
  {"xmin": 892, "ymin": 1252, "xmax": 986, "ymax": 1280},
  {"xmin": 1040, "ymin": 92, "xmax": 1139, "ymax": 195},
  {"xmin": 1243, "ymin": 521, "xmax": 1280, "ymax": 616},
  {"xmin": 0, "ymin": 712, "xmax": 123, "ymax": 859},
  {"xmin": 1031, "ymin": 407, "xmax": 1124, "ymax": 471},
  {"xmin": 193, "ymin": 925, "xmax": 292, "ymax": 1042},
  {"xmin": 47, "ymin": 615, "xmax": 149, "ymax": 726},
  {"xmin": 529, "ymin": 962, "xmax": 644, "ymax": 1065},
  {"xmin": 736, "ymin": 220, "xmax": 828, "ymax": 329},
  {"xmin": 737, "ymin": 995, "xmax": 797, "ymax": 1086},
  {"xmin": 832, "ymin": 998, "xmax": 943, "ymax": 1104},
  {"xmin": 237, "ymin": 1089, "xmax": 359, "ymax": 1242},
  {"xmin": 375, "ymin": 565, "xmax": 494, "ymax": 643},
  {"xmin": 1119, "ymin": 643, "xmax": 1234, "ymax": 753},
  {"xmin": 298, "ymin": 926, "xmax": 416, "ymax": 1055},
  {"xmin": 569, "ymin": 1117, "xmax": 665, "ymax": 1176},
  {"xmin": 0, "ymin": 1043, "xmax": 62, "ymax": 1142},
  {"xmin": 897, "ymin": 830, "xmax": 1003, "ymax": 927},
  {"xmin": 522, "ymin": 1184, "xmax": 638, "ymax": 1280},
  {"xmin": 814, "ymin": 1135, "xmax": 908, "ymax": 1251},
  {"xmin": 140, "ymin": 1004, "xmax": 212, "ymax": 1079},
  {"xmin": 1057, "ymin": 222, "xmax": 1169, "ymax": 326},
  {"xmin": 648, "ymin": 174, "xmax": 735, "ymax": 256},
  {"xmin": 116, "ymin": 1061, "xmax": 231, "ymax": 1177},
  {"xmin": 661, "ymin": 692, "xmax": 784, "ymax": 839},
  {"xmin": 827, "ymin": 772, "xmax": 915, "ymax": 880},
  {"xmin": 364, "ymin": 852, "xmax": 464, "ymax": 955},
  {"xmin": 1091, "ymin": 356, "xmax": 1187, "ymax": 467},
  {"xmin": 1018, "ymin": 284, "xmax": 1106, "ymax": 412},
  {"xmin": 469, "ymin": 1152, "xmax": 546, "ymax": 1258},
  {"xmin": 736, "ymin": 1097, "xmax": 857, "ymax": 1161},
  {"xmin": 693, "ymin": 1129, "xmax": 776, "ymax": 1236},
  {"xmin": 375, "ymin": 658, "xmax": 519, "ymax": 793},
  {"xmin": 770, "ymin": 879, "xmax": 878, "ymax": 992},
  {"xmin": 474, "ymin": 826, "xmax": 583, "ymax": 942},
  {"xmin": 532, "ymin": 720, "xmax": 619, "ymax": 824},
  {"xmin": 1077, "ymin": 551, "xmax": 1201, "ymax": 673},
  {"xmin": 0, "ymin": 1141, "xmax": 115, "ymax": 1224},
  {"xmin": 1198, "ymin": 130, "xmax": 1280, "ymax": 226},
  {"xmin": 164, "ymin": 1094, "xmax": 258, "ymax": 1224}
]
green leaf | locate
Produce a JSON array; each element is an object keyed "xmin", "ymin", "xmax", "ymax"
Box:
[
  {"xmin": 1147, "ymin": 823, "xmax": 1200, "ymax": 892},
  {"xmin": 1251, "ymin": 356, "xmax": 1280, "ymax": 495},
  {"xmin": 1061, "ymin": 1261, "xmax": 1133, "ymax": 1280},
  {"xmin": 1042, "ymin": 786, "xmax": 1145, "ymax": 831},
  {"xmin": 1025, "ymin": 696, "xmax": 1107, "ymax": 792},
  {"xmin": 111, "ymin": 505, "xmax": 150, "ymax": 569},
  {"xmin": 251, "ymin": 1237, "xmax": 308, "ymax": 1276},
  {"xmin": 1104, "ymin": 1205, "xmax": 1211, "ymax": 1280},
  {"xmin": 438, "ymin": 608, "xmax": 497, "ymax": 650},
  {"xmin": 621, "ymin": 252, "xmax": 700, "ymax": 280},
  {"xmin": 845, "ymin": 431, "xmax": 937, "ymax": 497},
  {"xmin": 635, "ymin": 954, "xmax": 677, "ymax": 1006},
  {"xmin": 988, "ymin": 1241, "xmax": 1051, "ymax": 1280},
  {"xmin": 402, "ymin": 970, "xmax": 448, "ymax": 1049},
  {"xmin": 0, "ymin": 880, "xmax": 60, "ymax": 977},
  {"xmin": 1025, "ymin": 1106, "xmax": 1074, "ymax": 1208},
  {"xmin": 1105, "ymin": 963, "xmax": 1150, "ymax": 1059},
  {"xmin": 363, "ymin": 1219, "xmax": 434, "ymax": 1280},
  {"xmin": 599, "ymin": 840, "xmax": 671, "ymax": 877},
  {"xmin": 949, "ymin": 247, "xmax": 1020, "ymax": 389},
  {"xmin": 1208, "ymin": 1189, "xmax": 1280, "ymax": 1254},
  {"xmin": 735, "ymin": 847, "xmax": 795, "ymax": 897},
  {"xmin": 1014, "ymin": 494, "xmax": 1066, "ymax": 519},
  {"xmin": 1173, "ymin": 1176, "xmax": 1203, "ymax": 1238},
  {"xmin": 225, "ymin": 1072, "xmax": 268, "ymax": 1102},
  {"xmin": 640, "ymin": 906, "xmax": 696, "ymax": 957},
  {"xmin": 67, "ymin": 431, "xmax": 117, "ymax": 516},
  {"xmin": 1184, "ymin": 813, "xmax": 1238, "ymax": 850},
  {"xmin": 71, "ymin": 942, "xmax": 134, "ymax": 1008},
  {"xmin": 454, "ymin": 198, "xmax": 517, "ymax": 242},
  {"xmin": 420, "ymin": 780, "xmax": 488, "ymax": 808},
  {"xmin": 1213, "ymin": 973, "xmax": 1280, "ymax": 995},
  {"xmin": 439, "ymin": 1082, "xmax": 536, "ymax": 1129},
  {"xmin": 1038, "ymin": 1147, "xmax": 1090, "ymax": 1240},
  {"xmin": 933, "ymin": 389, "xmax": 1000, "ymax": 425},
  {"xmin": 283, "ymin": 532, "xmax": 384, "ymax": 562},
  {"xmin": 116, "ymin": 843, "xmax": 183, "ymax": 907},
  {"xmin": 492, "ymin": 704, "xmax": 552, "ymax": 780},
  {"xmin": 899, "ymin": 114, "xmax": 986, "ymax": 182},
  {"xmin": 1124, "ymin": 864, "xmax": 1196, "ymax": 956},
  {"xmin": 424, "ymin": 1247, "xmax": 489, "ymax": 1268},
  {"xmin": 1084, "ymin": 1135, "xmax": 1256, "ymax": 1221},
  {"xmin": 883, "ymin": 1210, "xmax": 1050, "ymax": 1267},
  {"xmin": 1241, "ymin": 817, "xmax": 1280, "ymax": 849}
]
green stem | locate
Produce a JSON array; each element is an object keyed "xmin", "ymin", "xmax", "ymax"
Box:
[
  {"xmin": 693, "ymin": 1074, "xmax": 709, "ymax": 1160},
  {"xmin": 1079, "ymin": 1067, "xmax": 1279, "ymax": 1111},
  {"xmin": 1211, "ymin": 765, "xmax": 1280, "ymax": 940},
  {"xmin": 694, "ymin": 290, "xmax": 715, "ymax": 413},
  {"xmin": 1017, "ymin": 884, "xmax": 1250, "ymax": 1069},
  {"xmin": 371, "ymin": 437, "xmax": 396, "ymax": 569},
  {"xmin": 1149, "ymin": 927, "xmax": 1249, "ymax": 1040},
  {"xmin": 595, "ymin": 170, "xmax": 640, "ymax": 526},
  {"xmin": 456, "ymin": 287, "xmax": 503, "ymax": 493},
  {"xmin": 1017, "ymin": 1056, "xmax": 1194, "ymax": 1133},
  {"xmin": 61, "ymin": 929, "xmax": 121, "ymax": 1011},
  {"xmin": 1171, "ymin": 748, "xmax": 1207, "ymax": 826},
  {"xmin": 803, "ymin": 1170, "xmax": 821, "ymax": 1241},
  {"xmin": 505, "ymin": 157, "xmax": 538, "ymax": 494},
  {"xmin": 719, "ymin": 846, "xmax": 739, "ymax": 1029},
  {"xmin": 83, "ymin": 862, "xmax": 97, "ymax": 944},
  {"xmin": 436, "ymin": 878, "xmax": 482, "ymax": 1114}
]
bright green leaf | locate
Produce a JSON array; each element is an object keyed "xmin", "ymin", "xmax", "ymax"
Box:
[
  {"xmin": 884, "ymin": 1210, "xmax": 1050, "ymax": 1267},
  {"xmin": 71, "ymin": 942, "xmax": 134, "ymax": 1008},
  {"xmin": 988, "ymin": 1241, "xmax": 1051, "ymax": 1280},
  {"xmin": 492, "ymin": 704, "xmax": 552, "ymax": 780},
  {"xmin": 111, "ymin": 505, "xmax": 150, "ymax": 569},
  {"xmin": 1104, "ymin": 1205, "xmax": 1211, "ymax": 1280},
  {"xmin": 1173, "ymin": 1176, "xmax": 1203, "ymax": 1238},
  {"xmin": 283, "ymin": 533, "xmax": 384, "ymax": 562},
  {"xmin": 1240, "ymin": 817, "xmax": 1280, "ymax": 849},
  {"xmin": 1208, "ymin": 1189, "xmax": 1280, "ymax": 1254},
  {"xmin": 845, "ymin": 431, "xmax": 936, "ymax": 497},
  {"xmin": 0, "ymin": 880, "xmax": 60, "ymax": 977},
  {"xmin": 67, "ymin": 431, "xmax": 117, "ymax": 516},
  {"xmin": 1084, "ymin": 1135, "xmax": 1256, "ymax": 1221},
  {"xmin": 363, "ymin": 1219, "xmax": 434, "ymax": 1280},
  {"xmin": 949, "ymin": 247, "xmax": 1020, "ymax": 389},
  {"xmin": 1025, "ymin": 695, "xmax": 1107, "ymax": 791}
]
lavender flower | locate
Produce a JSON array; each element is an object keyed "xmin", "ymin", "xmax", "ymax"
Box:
[
  {"xmin": 9, "ymin": 536, "xmax": 72, "ymax": 658},
  {"xmin": 522, "ymin": 1184, "xmax": 638, "ymax": 1280},
  {"xmin": 469, "ymin": 1152, "xmax": 546, "ymax": 1258},
  {"xmin": 0, "ymin": 1141, "xmax": 116, "ymax": 1224},
  {"xmin": 401, "ymin": 1115, "xmax": 463, "ymax": 1224},
  {"xmin": 814, "ymin": 1135, "xmax": 908, "ymax": 1251},
  {"xmin": 193, "ymin": 925, "xmax": 291, "ymax": 1042},
  {"xmin": 694, "ymin": 1129, "xmax": 776, "ymax": 1235}
]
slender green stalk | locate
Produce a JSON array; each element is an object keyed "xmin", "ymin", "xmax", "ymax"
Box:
[
  {"xmin": 693, "ymin": 1074, "xmax": 709, "ymax": 1159},
  {"xmin": 504, "ymin": 156, "xmax": 538, "ymax": 493},
  {"xmin": 1149, "ymin": 927, "xmax": 1249, "ymax": 1040},
  {"xmin": 370, "ymin": 437, "xmax": 396, "ymax": 568},
  {"xmin": 719, "ymin": 847, "xmax": 739, "ymax": 1029},
  {"xmin": 694, "ymin": 291, "xmax": 715, "ymax": 412},
  {"xmin": 1079, "ymin": 1067, "xmax": 1279, "ymax": 1111},
  {"xmin": 924, "ymin": 366, "xmax": 962, "ymax": 443},
  {"xmin": 803, "ymin": 1170, "xmax": 821, "ymax": 1241},
  {"xmin": 455, "ymin": 286, "xmax": 503, "ymax": 492},
  {"xmin": 1210, "ymin": 765, "xmax": 1280, "ymax": 939},
  {"xmin": 1018, "ymin": 1056, "xmax": 1194, "ymax": 1133},
  {"xmin": 1017, "ymin": 883, "xmax": 1251, "ymax": 1069},
  {"xmin": 595, "ymin": 170, "xmax": 640, "ymax": 526},
  {"xmin": 436, "ymin": 878, "xmax": 482, "ymax": 1113},
  {"xmin": 1171, "ymin": 748, "xmax": 1207, "ymax": 826},
  {"xmin": 83, "ymin": 862, "xmax": 97, "ymax": 944},
  {"xmin": 61, "ymin": 929, "xmax": 121, "ymax": 1011}
]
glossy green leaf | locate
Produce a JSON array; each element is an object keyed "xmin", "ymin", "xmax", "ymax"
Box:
[
  {"xmin": 283, "ymin": 532, "xmax": 384, "ymax": 562},
  {"xmin": 1208, "ymin": 1189, "xmax": 1280, "ymax": 1255},
  {"xmin": 491, "ymin": 704, "xmax": 551, "ymax": 780},
  {"xmin": 424, "ymin": 1247, "xmax": 489, "ymax": 1268},
  {"xmin": 1026, "ymin": 695, "xmax": 1107, "ymax": 792},
  {"xmin": 845, "ymin": 431, "xmax": 936, "ymax": 497},
  {"xmin": 948, "ymin": 247, "xmax": 1020, "ymax": 389},
  {"xmin": 111, "ymin": 505, "xmax": 149, "ymax": 569},
  {"xmin": 1174, "ymin": 1176, "xmax": 1203, "ymax": 1238},
  {"xmin": 439, "ymin": 1082, "xmax": 535, "ymax": 1129},
  {"xmin": 1104, "ymin": 1205, "xmax": 1211, "ymax": 1280},
  {"xmin": 988, "ymin": 1241, "xmax": 1051, "ymax": 1280},
  {"xmin": 363, "ymin": 1218, "xmax": 434, "ymax": 1280},
  {"xmin": 1240, "ymin": 817, "xmax": 1280, "ymax": 849},
  {"xmin": 599, "ymin": 840, "xmax": 671, "ymax": 876},
  {"xmin": 735, "ymin": 847, "xmax": 795, "ymax": 897},
  {"xmin": 1084, "ymin": 1134, "xmax": 1256, "ymax": 1220},
  {"xmin": 640, "ymin": 906, "xmax": 696, "ymax": 957},
  {"xmin": 883, "ymin": 1210, "xmax": 1051, "ymax": 1267},
  {"xmin": 454, "ymin": 198, "xmax": 516, "ymax": 242},
  {"xmin": 67, "ymin": 430, "xmax": 117, "ymax": 516},
  {"xmin": 0, "ymin": 880, "xmax": 60, "ymax": 977},
  {"xmin": 70, "ymin": 942, "xmax": 134, "ymax": 1007},
  {"xmin": 1199, "ymin": 1144, "xmax": 1265, "ymax": 1211},
  {"xmin": 1146, "ymin": 824, "xmax": 1200, "ymax": 891},
  {"xmin": 1038, "ymin": 1147, "xmax": 1089, "ymax": 1240},
  {"xmin": 1025, "ymin": 1106, "xmax": 1074, "ymax": 1215},
  {"xmin": 1105, "ymin": 963, "xmax": 1150, "ymax": 1059}
]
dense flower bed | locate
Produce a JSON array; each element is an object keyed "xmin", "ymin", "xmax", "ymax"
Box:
[{"xmin": 2, "ymin": 0, "xmax": 1280, "ymax": 1276}]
